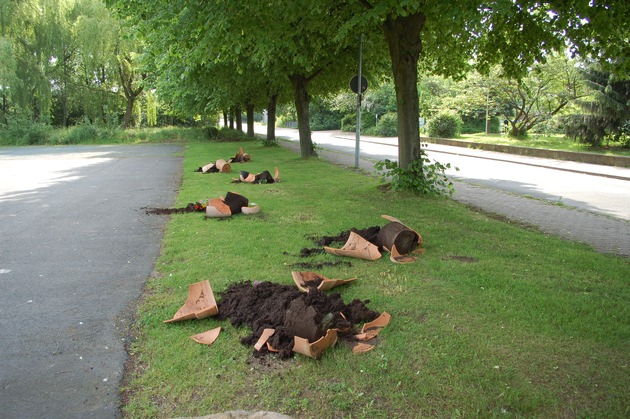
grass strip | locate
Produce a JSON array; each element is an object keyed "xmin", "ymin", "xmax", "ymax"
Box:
[{"xmin": 122, "ymin": 137, "xmax": 629, "ymax": 418}]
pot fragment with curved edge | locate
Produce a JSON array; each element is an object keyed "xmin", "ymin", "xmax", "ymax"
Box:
[
  {"xmin": 291, "ymin": 271, "xmax": 358, "ymax": 292},
  {"xmin": 164, "ymin": 280, "xmax": 218, "ymax": 323},
  {"xmin": 293, "ymin": 329, "xmax": 338, "ymax": 359},
  {"xmin": 190, "ymin": 327, "xmax": 222, "ymax": 345},
  {"xmin": 324, "ymin": 231, "xmax": 382, "ymax": 261},
  {"xmin": 350, "ymin": 311, "xmax": 391, "ymax": 354}
]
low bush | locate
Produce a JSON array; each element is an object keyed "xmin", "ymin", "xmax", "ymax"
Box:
[
  {"xmin": 427, "ymin": 111, "xmax": 463, "ymax": 138},
  {"xmin": 0, "ymin": 115, "xmax": 52, "ymax": 145}
]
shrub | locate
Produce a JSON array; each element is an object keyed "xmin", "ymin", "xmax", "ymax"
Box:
[
  {"xmin": 372, "ymin": 112, "xmax": 397, "ymax": 137},
  {"xmin": 375, "ymin": 149, "xmax": 458, "ymax": 196},
  {"xmin": 204, "ymin": 126, "xmax": 219, "ymax": 140},
  {"xmin": 427, "ymin": 111, "xmax": 462, "ymax": 138},
  {"xmin": 215, "ymin": 127, "xmax": 249, "ymax": 142},
  {"xmin": 0, "ymin": 115, "xmax": 51, "ymax": 145},
  {"xmin": 57, "ymin": 122, "xmax": 101, "ymax": 144}
]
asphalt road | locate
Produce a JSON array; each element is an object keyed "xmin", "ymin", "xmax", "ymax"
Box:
[
  {"xmin": 0, "ymin": 144, "xmax": 182, "ymax": 418},
  {"xmin": 261, "ymin": 125, "xmax": 630, "ymax": 221}
]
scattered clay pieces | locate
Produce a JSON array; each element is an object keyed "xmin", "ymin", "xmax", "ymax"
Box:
[
  {"xmin": 205, "ymin": 191, "xmax": 260, "ymax": 218},
  {"xmin": 291, "ymin": 271, "xmax": 358, "ymax": 292},
  {"xmin": 164, "ymin": 280, "xmax": 218, "ymax": 323},
  {"xmin": 190, "ymin": 327, "xmax": 222, "ymax": 345},
  {"xmin": 233, "ymin": 167, "xmax": 280, "ymax": 184}
]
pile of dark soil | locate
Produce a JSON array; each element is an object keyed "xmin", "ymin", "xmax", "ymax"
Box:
[{"xmin": 217, "ymin": 281, "xmax": 380, "ymax": 359}]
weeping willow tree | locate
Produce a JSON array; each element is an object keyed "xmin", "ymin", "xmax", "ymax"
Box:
[{"xmin": 565, "ymin": 66, "xmax": 630, "ymax": 147}]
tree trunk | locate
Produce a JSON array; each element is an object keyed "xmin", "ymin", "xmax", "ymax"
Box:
[
  {"xmin": 122, "ymin": 97, "xmax": 135, "ymax": 128},
  {"xmin": 382, "ymin": 12, "xmax": 425, "ymax": 170},
  {"xmin": 246, "ymin": 102, "xmax": 255, "ymax": 137},
  {"xmin": 266, "ymin": 93, "xmax": 278, "ymax": 143},
  {"xmin": 290, "ymin": 74, "xmax": 316, "ymax": 157},
  {"xmin": 229, "ymin": 107, "xmax": 234, "ymax": 129},
  {"xmin": 223, "ymin": 110, "xmax": 228, "ymax": 127},
  {"xmin": 236, "ymin": 105, "xmax": 243, "ymax": 132}
]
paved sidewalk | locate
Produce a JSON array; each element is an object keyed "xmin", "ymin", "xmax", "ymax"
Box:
[{"xmin": 278, "ymin": 139, "xmax": 630, "ymax": 258}]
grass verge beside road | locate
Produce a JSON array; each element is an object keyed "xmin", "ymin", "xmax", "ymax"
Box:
[{"xmin": 122, "ymin": 137, "xmax": 629, "ymax": 418}]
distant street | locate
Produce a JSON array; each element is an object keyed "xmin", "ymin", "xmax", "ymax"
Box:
[
  {"xmin": 257, "ymin": 125, "xmax": 630, "ymax": 221},
  {"xmin": 0, "ymin": 144, "xmax": 182, "ymax": 418}
]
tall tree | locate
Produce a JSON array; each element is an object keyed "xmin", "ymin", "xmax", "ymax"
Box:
[{"xmin": 343, "ymin": 0, "xmax": 629, "ymax": 168}]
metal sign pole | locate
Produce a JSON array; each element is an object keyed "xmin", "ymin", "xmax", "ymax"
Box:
[{"xmin": 355, "ymin": 35, "xmax": 362, "ymax": 168}]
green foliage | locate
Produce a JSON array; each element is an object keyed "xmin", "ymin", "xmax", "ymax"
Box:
[
  {"xmin": 204, "ymin": 126, "xmax": 219, "ymax": 140},
  {"xmin": 366, "ymin": 112, "xmax": 398, "ymax": 137},
  {"xmin": 309, "ymin": 100, "xmax": 343, "ymax": 131},
  {"xmin": 214, "ymin": 127, "xmax": 249, "ymax": 142},
  {"xmin": 56, "ymin": 120, "xmax": 103, "ymax": 144},
  {"xmin": 340, "ymin": 113, "xmax": 356, "ymax": 132},
  {"xmin": 427, "ymin": 111, "xmax": 462, "ymax": 138},
  {"xmin": 374, "ymin": 149, "xmax": 457, "ymax": 196},
  {"xmin": 564, "ymin": 67, "xmax": 630, "ymax": 147},
  {"xmin": 0, "ymin": 115, "xmax": 51, "ymax": 145}
]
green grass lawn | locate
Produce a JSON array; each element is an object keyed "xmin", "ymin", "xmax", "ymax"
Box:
[
  {"xmin": 121, "ymin": 136, "xmax": 629, "ymax": 418},
  {"xmin": 458, "ymin": 133, "xmax": 630, "ymax": 157}
]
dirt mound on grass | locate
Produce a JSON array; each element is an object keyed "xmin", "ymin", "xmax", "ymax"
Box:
[{"xmin": 217, "ymin": 281, "xmax": 379, "ymax": 359}]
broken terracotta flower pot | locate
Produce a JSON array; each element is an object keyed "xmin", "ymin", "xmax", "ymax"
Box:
[
  {"xmin": 228, "ymin": 147, "xmax": 251, "ymax": 163},
  {"xmin": 324, "ymin": 231, "xmax": 382, "ymax": 261},
  {"xmin": 291, "ymin": 271, "xmax": 358, "ymax": 292},
  {"xmin": 376, "ymin": 214, "xmax": 423, "ymax": 256},
  {"xmin": 205, "ymin": 192, "xmax": 260, "ymax": 218},
  {"xmin": 293, "ymin": 329, "xmax": 338, "ymax": 359},
  {"xmin": 190, "ymin": 327, "xmax": 222, "ymax": 345},
  {"xmin": 236, "ymin": 167, "xmax": 280, "ymax": 184},
  {"xmin": 164, "ymin": 280, "xmax": 219, "ymax": 323},
  {"xmin": 215, "ymin": 159, "xmax": 231, "ymax": 173}
]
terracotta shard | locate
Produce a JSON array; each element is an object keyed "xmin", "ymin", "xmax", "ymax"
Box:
[
  {"xmin": 355, "ymin": 311, "xmax": 391, "ymax": 341},
  {"xmin": 254, "ymin": 328, "xmax": 276, "ymax": 351},
  {"xmin": 349, "ymin": 340, "xmax": 377, "ymax": 354},
  {"xmin": 291, "ymin": 271, "xmax": 358, "ymax": 292},
  {"xmin": 241, "ymin": 204, "xmax": 261, "ymax": 215},
  {"xmin": 389, "ymin": 244, "xmax": 418, "ymax": 264},
  {"xmin": 200, "ymin": 162, "xmax": 216, "ymax": 173},
  {"xmin": 324, "ymin": 231, "xmax": 382, "ymax": 261},
  {"xmin": 190, "ymin": 327, "xmax": 222, "ymax": 345},
  {"xmin": 293, "ymin": 329, "xmax": 338, "ymax": 359},
  {"xmin": 164, "ymin": 280, "xmax": 219, "ymax": 323}
]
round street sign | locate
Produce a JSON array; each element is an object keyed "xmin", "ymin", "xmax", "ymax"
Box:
[{"xmin": 350, "ymin": 75, "xmax": 368, "ymax": 94}]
